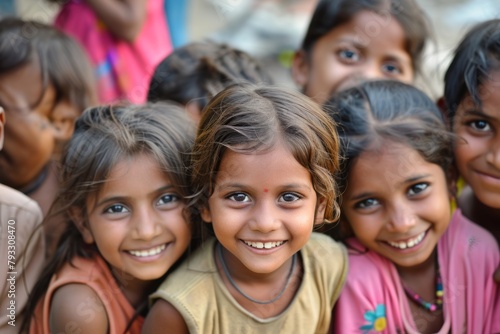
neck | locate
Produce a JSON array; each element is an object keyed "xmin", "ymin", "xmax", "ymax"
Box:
[
  {"xmin": 19, "ymin": 163, "xmax": 49, "ymax": 195},
  {"xmin": 397, "ymin": 248, "xmax": 437, "ymax": 286},
  {"xmin": 111, "ymin": 267, "xmax": 160, "ymax": 308},
  {"xmin": 215, "ymin": 243, "xmax": 299, "ymax": 305}
]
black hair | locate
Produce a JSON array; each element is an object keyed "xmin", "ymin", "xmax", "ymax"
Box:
[
  {"xmin": 443, "ymin": 19, "xmax": 500, "ymax": 122},
  {"xmin": 324, "ymin": 80, "xmax": 453, "ymax": 239},
  {"xmin": 148, "ymin": 40, "xmax": 273, "ymax": 112}
]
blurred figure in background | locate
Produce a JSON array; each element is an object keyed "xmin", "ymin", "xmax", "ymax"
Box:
[
  {"xmin": 49, "ymin": 0, "xmax": 172, "ymax": 104},
  {"xmin": 0, "ymin": 18, "xmax": 98, "ymax": 257},
  {"xmin": 148, "ymin": 40, "xmax": 273, "ymax": 125}
]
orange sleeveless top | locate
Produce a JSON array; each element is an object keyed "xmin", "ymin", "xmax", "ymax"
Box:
[{"xmin": 29, "ymin": 255, "xmax": 143, "ymax": 333}]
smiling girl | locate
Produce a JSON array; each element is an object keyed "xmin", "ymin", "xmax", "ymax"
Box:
[
  {"xmin": 443, "ymin": 19, "xmax": 500, "ymax": 246},
  {"xmin": 325, "ymin": 80, "xmax": 498, "ymax": 333},
  {"xmin": 142, "ymin": 83, "xmax": 348, "ymax": 334},
  {"xmin": 23, "ymin": 103, "xmax": 196, "ymax": 333}
]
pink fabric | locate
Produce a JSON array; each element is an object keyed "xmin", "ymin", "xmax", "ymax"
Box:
[
  {"xmin": 332, "ymin": 209, "xmax": 499, "ymax": 333},
  {"xmin": 54, "ymin": 0, "xmax": 172, "ymax": 104}
]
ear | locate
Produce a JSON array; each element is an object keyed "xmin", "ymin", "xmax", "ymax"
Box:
[
  {"xmin": 200, "ymin": 206, "xmax": 213, "ymax": 224},
  {"xmin": 0, "ymin": 107, "xmax": 4, "ymax": 150},
  {"xmin": 314, "ymin": 197, "xmax": 327, "ymax": 225},
  {"xmin": 69, "ymin": 207, "xmax": 95, "ymax": 244},
  {"xmin": 50, "ymin": 100, "xmax": 80, "ymax": 141},
  {"xmin": 291, "ymin": 50, "xmax": 310, "ymax": 89}
]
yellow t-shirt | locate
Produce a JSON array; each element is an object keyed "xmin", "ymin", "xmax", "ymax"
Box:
[{"xmin": 151, "ymin": 233, "xmax": 348, "ymax": 334}]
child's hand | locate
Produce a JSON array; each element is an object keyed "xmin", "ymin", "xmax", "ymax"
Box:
[{"xmin": 494, "ymin": 267, "xmax": 500, "ymax": 283}]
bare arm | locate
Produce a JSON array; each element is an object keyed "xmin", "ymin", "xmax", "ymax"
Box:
[
  {"xmin": 50, "ymin": 284, "xmax": 109, "ymax": 333},
  {"xmin": 85, "ymin": 0, "xmax": 147, "ymax": 42},
  {"xmin": 142, "ymin": 299, "xmax": 189, "ymax": 334}
]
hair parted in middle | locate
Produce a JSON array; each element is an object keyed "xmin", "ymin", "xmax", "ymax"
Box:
[
  {"xmin": 190, "ymin": 83, "xmax": 340, "ymax": 223},
  {"xmin": 323, "ymin": 80, "xmax": 454, "ymax": 197}
]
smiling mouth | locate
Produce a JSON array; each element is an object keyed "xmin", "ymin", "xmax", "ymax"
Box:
[
  {"xmin": 386, "ymin": 231, "xmax": 426, "ymax": 250},
  {"xmin": 127, "ymin": 244, "xmax": 166, "ymax": 257},
  {"xmin": 243, "ymin": 240, "xmax": 286, "ymax": 249},
  {"xmin": 476, "ymin": 170, "xmax": 500, "ymax": 182}
]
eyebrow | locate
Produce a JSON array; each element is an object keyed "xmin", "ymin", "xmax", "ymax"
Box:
[
  {"xmin": 462, "ymin": 109, "xmax": 494, "ymax": 120},
  {"xmin": 334, "ymin": 37, "xmax": 410, "ymax": 62},
  {"xmin": 402, "ymin": 174, "xmax": 431, "ymax": 185},
  {"xmin": 95, "ymin": 184, "xmax": 176, "ymax": 207},
  {"xmin": 334, "ymin": 37, "xmax": 366, "ymax": 49},
  {"xmin": 348, "ymin": 174, "xmax": 431, "ymax": 201},
  {"xmin": 216, "ymin": 183, "xmax": 312, "ymax": 192}
]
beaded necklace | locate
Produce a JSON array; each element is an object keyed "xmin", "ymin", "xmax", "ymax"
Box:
[{"xmin": 403, "ymin": 267, "xmax": 444, "ymax": 312}]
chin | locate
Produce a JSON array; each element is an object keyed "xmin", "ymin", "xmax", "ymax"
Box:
[{"xmin": 476, "ymin": 192, "xmax": 500, "ymax": 209}]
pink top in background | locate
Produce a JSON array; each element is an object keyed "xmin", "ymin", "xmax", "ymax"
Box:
[{"xmin": 54, "ymin": 0, "xmax": 172, "ymax": 104}]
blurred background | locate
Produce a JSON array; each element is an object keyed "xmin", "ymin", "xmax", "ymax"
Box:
[{"xmin": 3, "ymin": 0, "xmax": 500, "ymax": 98}]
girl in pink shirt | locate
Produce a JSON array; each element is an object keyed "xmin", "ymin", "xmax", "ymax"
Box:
[{"xmin": 324, "ymin": 80, "xmax": 499, "ymax": 333}]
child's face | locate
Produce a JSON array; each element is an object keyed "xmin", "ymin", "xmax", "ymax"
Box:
[
  {"xmin": 201, "ymin": 142, "xmax": 325, "ymax": 275},
  {"xmin": 293, "ymin": 10, "xmax": 413, "ymax": 104},
  {"xmin": 0, "ymin": 61, "xmax": 67, "ymax": 189},
  {"xmin": 453, "ymin": 71, "xmax": 500, "ymax": 209},
  {"xmin": 82, "ymin": 154, "xmax": 191, "ymax": 284},
  {"xmin": 341, "ymin": 141, "xmax": 450, "ymax": 270}
]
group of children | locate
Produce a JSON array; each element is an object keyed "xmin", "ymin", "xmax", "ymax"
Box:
[{"xmin": 0, "ymin": 0, "xmax": 499, "ymax": 333}]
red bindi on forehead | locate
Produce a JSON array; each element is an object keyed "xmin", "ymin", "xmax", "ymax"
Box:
[{"xmin": 263, "ymin": 188, "xmax": 268, "ymax": 192}]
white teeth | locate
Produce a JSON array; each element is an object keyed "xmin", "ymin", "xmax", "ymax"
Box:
[
  {"xmin": 388, "ymin": 231, "xmax": 425, "ymax": 250},
  {"xmin": 243, "ymin": 240, "xmax": 285, "ymax": 249},
  {"xmin": 128, "ymin": 244, "xmax": 166, "ymax": 257}
]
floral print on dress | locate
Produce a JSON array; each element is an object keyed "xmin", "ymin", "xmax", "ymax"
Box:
[{"xmin": 360, "ymin": 304, "xmax": 387, "ymax": 333}]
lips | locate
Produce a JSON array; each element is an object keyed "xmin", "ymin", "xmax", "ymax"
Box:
[
  {"xmin": 386, "ymin": 230, "xmax": 426, "ymax": 250},
  {"xmin": 127, "ymin": 244, "xmax": 166, "ymax": 257},
  {"xmin": 475, "ymin": 170, "xmax": 500, "ymax": 183},
  {"xmin": 242, "ymin": 240, "xmax": 286, "ymax": 249}
]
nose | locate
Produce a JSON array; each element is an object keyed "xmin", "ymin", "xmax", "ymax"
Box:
[
  {"xmin": 486, "ymin": 136, "xmax": 500, "ymax": 170},
  {"xmin": 361, "ymin": 61, "xmax": 385, "ymax": 80},
  {"xmin": 248, "ymin": 200, "xmax": 281, "ymax": 233},
  {"xmin": 132, "ymin": 206, "xmax": 162, "ymax": 240},
  {"xmin": 386, "ymin": 202, "xmax": 417, "ymax": 233}
]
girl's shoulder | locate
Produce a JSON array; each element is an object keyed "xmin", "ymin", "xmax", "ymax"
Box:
[
  {"xmin": 303, "ymin": 233, "xmax": 349, "ymax": 282},
  {"xmin": 49, "ymin": 283, "xmax": 109, "ymax": 332},
  {"xmin": 39, "ymin": 254, "xmax": 142, "ymax": 334},
  {"xmin": 444, "ymin": 209, "xmax": 499, "ymax": 256},
  {"xmin": 303, "ymin": 233, "xmax": 348, "ymax": 271},
  {"xmin": 306, "ymin": 232, "xmax": 347, "ymax": 254}
]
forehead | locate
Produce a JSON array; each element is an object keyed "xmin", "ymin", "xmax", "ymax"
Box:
[
  {"xmin": 323, "ymin": 10, "xmax": 408, "ymax": 49},
  {"xmin": 459, "ymin": 70, "xmax": 500, "ymax": 115},
  {"xmin": 348, "ymin": 142, "xmax": 431, "ymax": 186},
  {"xmin": 215, "ymin": 143, "xmax": 311, "ymax": 186}
]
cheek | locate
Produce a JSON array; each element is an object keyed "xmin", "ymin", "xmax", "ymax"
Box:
[
  {"xmin": 176, "ymin": 220, "xmax": 192, "ymax": 248},
  {"xmin": 454, "ymin": 136, "xmax": 483, "ymax": 168},
  {"xmin": 399, "ymin": 68, "xmax": 414, "ymax": 84},
  {"xmin": 343, "ymin": 211, "xmax": 378, "ymax": 241}
]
